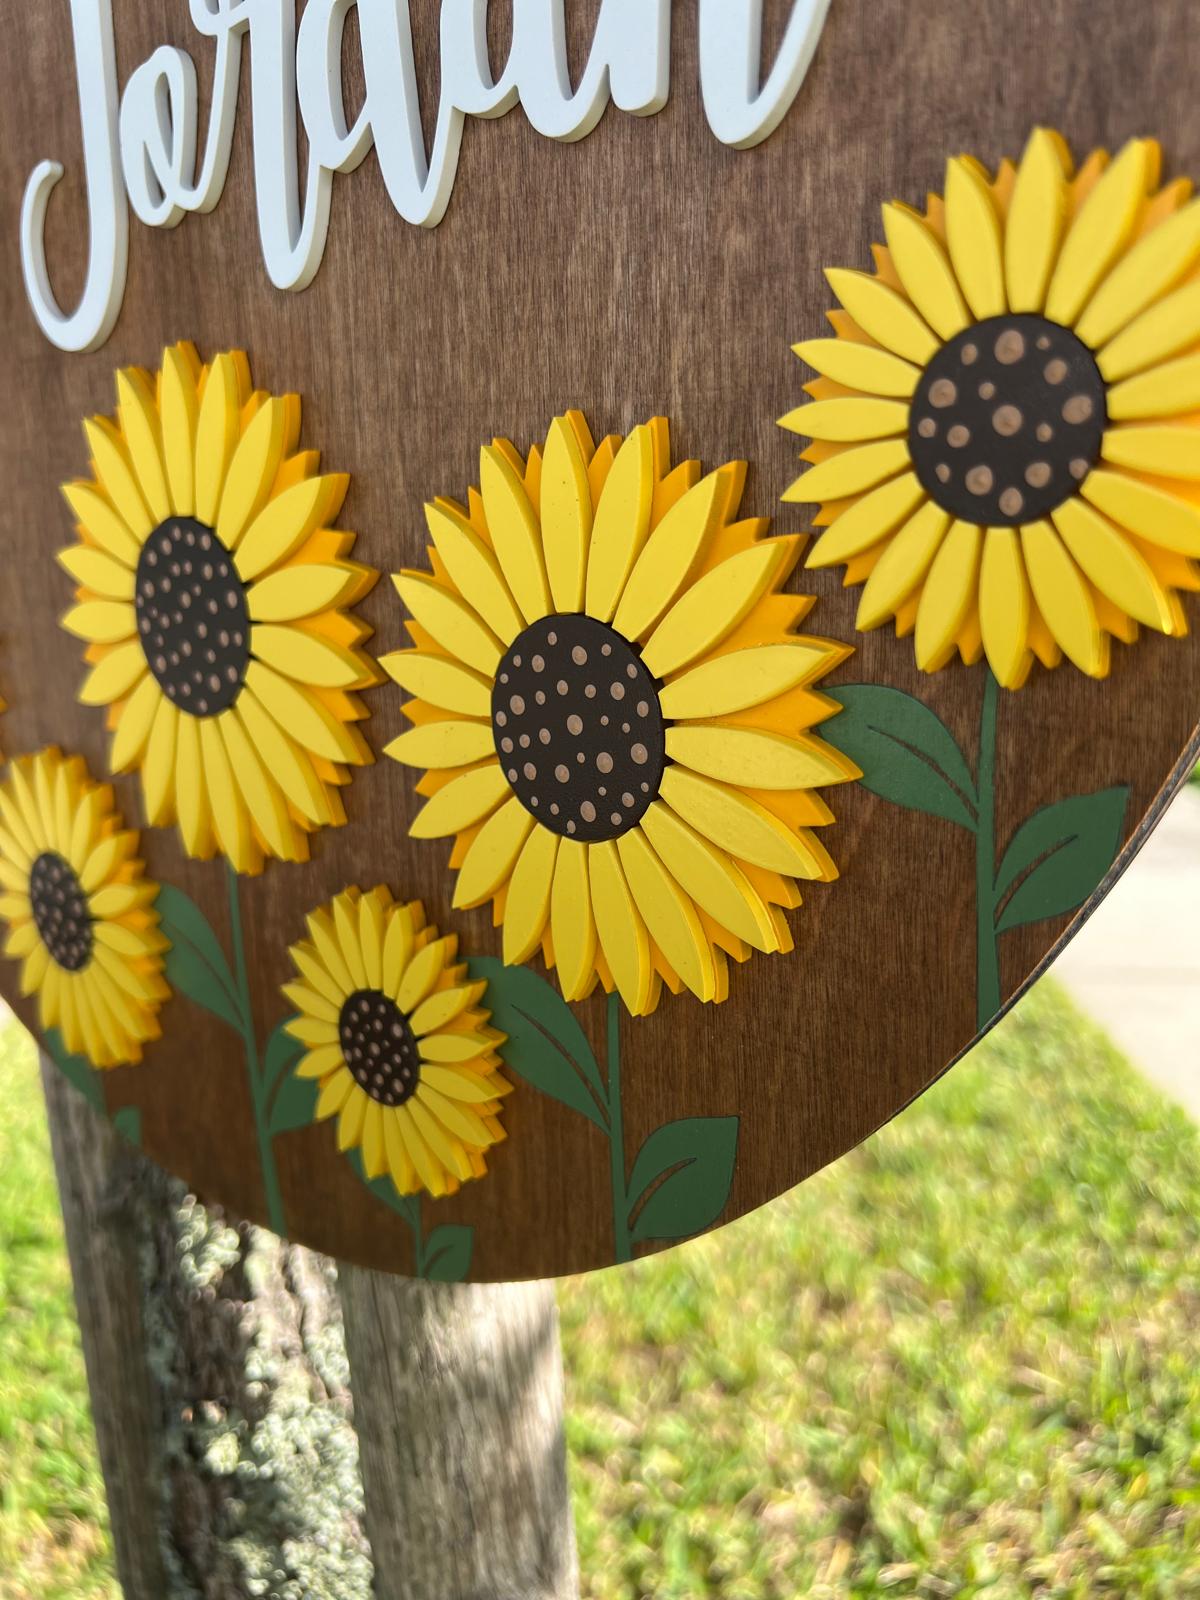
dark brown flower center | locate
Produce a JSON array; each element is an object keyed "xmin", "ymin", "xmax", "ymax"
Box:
[
  {"xmin": 30, "ymin": 851, "xmax": 93, "ymax": 972},
  {"xmin": 491, "ymin": 614, "xmax": 667, "ymax": 842},
  {"xmin": 338, "ymin": 988, "xmax": 421, "ymax": 1107},
  {"xmin": 908, "ymin": 314, "xmax": 1106, "ymax": 526},
  {"xmin": 135, "ymin": 517, "xmax": 250, "ymax": 716}
]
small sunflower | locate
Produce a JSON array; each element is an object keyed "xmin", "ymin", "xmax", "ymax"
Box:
[
  {"xmin": 59, "ymin": 343, "xmax": 377, "ymax": 873},
  {"xmin": 0, "ymin": 748, "xmax": 168, "ymax": 1067},
  {"xmin": 782, "ymin": 129, "xmax": 1200, "ymax": 689},
  {"xmin": 383, "ymin": 413, "xmax": 856, "ymax": 1016},
  {"xmin": 283, "ymin": 888, "xmax": 510, "ymax": 1199}
]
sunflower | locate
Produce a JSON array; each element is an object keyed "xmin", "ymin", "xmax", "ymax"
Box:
[
  {"xmin": 283, "ymin": 888, "xmax": 510, "ymax": 1199},
  {"xmin": 59, "ymin": 343, "xmax": 377, "ymax": 873},
  {"xmin": 781, "ymin": 129, "xmax": 1200, "ymax": 689},
  {"xmin": 0, "ymin": 748, "xmax": 168, "ymax": 1067},
  {"xmin": 383, "ymin": 413, "xmax": 857, "ymax": 1016}
]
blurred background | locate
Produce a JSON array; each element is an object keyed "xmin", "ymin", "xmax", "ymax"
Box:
[{"xmin": 1, "ymin": 771, "xmax": 1197, "ymax": 1600}]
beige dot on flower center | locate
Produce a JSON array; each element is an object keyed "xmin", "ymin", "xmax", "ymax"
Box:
[
  {"xmin": 929, "ymin": 378, "xmax": 957, "ymax": 407},
  {"xmin": 566, "ymin": 714, "xmax": 583, "ymax": 734},
  {"xmin": 995, "ymin": 330, "xmax": 1025, "ymax": 364},
  {"xmin": 1025, "ymin": 461, "xmax": 1052, "ymax": 488},
  {"xmin": 999, "ymin": 487, "xmax": 1025, "ymax": 517},
  {"xmin": 1070, "ymin": 458, "xmax": 1090, "ymax": 480},
  {"xmin": 960, "ymin": 343, "xmax": 979, "ymax": 365},
  {"xmin": 571, "ymin": 645, "xmax": 587, "ymax": 665},
  {"xmin": 979, "ymin": 381, "xmax": 996, "ymax": 400},
  {"xmin": 947, "ymin": 424, "xmax": 970, "ymax": 448},
  {"xmin": 992, "ymin": 405, "xmax": 1023, "ymax": 436},
  {"xmin": 1044, "ymin": 358, "xmax": 1068, "ymax": 385},
  {"xmin": 917, "ymin": 417, "xmax": 937, "ymax": 438},
  {"xmin": 631, "ymin": 743, "xmax": 649, "ymax": 765},
  {"xmin": 596, "ymin": 752, "xmax": 613, "ymax": 773},
  {"xmin": 965, "ymin": 465, "xmax": 994, "ymax": 495},
  {"xmin": 1062, "ymin": 394, "xmax": 1094, "ymax": 424},
  {"xmin": 580, "ymin": 801, "xmax": 596, "ymax": 823}
]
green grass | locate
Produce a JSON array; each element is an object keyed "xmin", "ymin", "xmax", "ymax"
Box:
[
  {"xmin": 3, "ymin": 984, "xmax": 1200, "ymax": 1598},
  {"xmin": 0, "ymin": 1026, "xmax": 116, "ymax": 1600},
  {"xmin": 559, "ymin": 985, "xmax": 1200, "ymax": 1598}
]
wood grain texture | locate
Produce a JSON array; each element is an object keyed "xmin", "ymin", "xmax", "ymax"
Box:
[
  {"xmin": 3, "ymin": 1, "xmax": 1199, "ymax": 1281},
  {"xmin": 339, "ymin": 1269, "xmax": 578, "ymax": 1600}
]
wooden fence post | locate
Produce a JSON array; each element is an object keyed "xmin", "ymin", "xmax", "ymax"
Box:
[{"xmin": 338, "ymin": 1266, "xmax": 579, "ymax": 1600}]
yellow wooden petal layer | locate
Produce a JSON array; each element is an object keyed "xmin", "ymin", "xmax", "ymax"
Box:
[
  {"xmin": 882, "ymin": 202, "xmax": 969, "ymax": 340},
  {"xmin": 1022, "ymin": 520, "xmax": 1107, "ymax": 676},
  {"xmin": 1005, "ymin": 128, "xmax": 1072, "ymax": 314},
  {"xmin": 1046, "ymin": 138, "xmax": 1160, "ymax": 327},
  {"xmin": 944, "ymin": 156, "xmax": 1006, "ymax": 320}
]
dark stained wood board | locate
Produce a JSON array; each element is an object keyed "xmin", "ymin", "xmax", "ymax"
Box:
[{"xmin": 1, "ymin": 0, "xmax": 1197, "ymax": 1280}]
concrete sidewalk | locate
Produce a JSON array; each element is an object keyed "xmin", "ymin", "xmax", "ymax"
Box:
[{"xmin": 1052, "ymin": 783, "xmax": 1200, "ymax": 1120}]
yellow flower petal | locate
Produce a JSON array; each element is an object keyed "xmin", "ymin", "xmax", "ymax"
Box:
[
  {"xmin": 384, "ymin": 719, "xmax": 495, "ymax": 771},
  {"xmin": 618, "ymin": 829, "xmax": 716, "ymax": 1002},
  {"xmin": 409, "ymin": 981, "xmax": 484, "ymax": 1037},
  {"xmin": 1053, "ymin": 496, "xmax": 1178, "ymax": 633},
  {"xmin": 824, "ymin": 268, "xmax": 939, "ymax": 366},
  {"xmin": 1081, "ymin": 469, "xmax": 1200, "ymax": 557},
  {"xmin": 423, "ymin": 500, "xmax": 524, "ymax": 645},
  {"xmin": 336, "ymin": 1084, "xmax": 368, "ymax": 1151},
  {"xmin": 83, "ymin": 417, "xmax": 152, "ymax": 539},
  {"xmin": 551, "ymin": 839, "xmax": 597, "ymax": 1001},
  {"xmin": 1004, "ymin": 127, "xmax": 1072, "ymax": 314},
  {"xmin": 58, "ymin": 543, "xmax": 136, "ymax": 600},
  {"xmin": 501, "ymin": 825, "xmax": 558, "ymax": 965},
  {"xmin": 60, "ymin": 481, "xmax": 141, "ymax": 567},
  {"xmin": 666, "ymin": 725, "xmax": 854, "ymax": 790},
  {"xmin": 235, "ymin": 472, "xmax": 347, "ymax": 581},
  {"xmin": 333, "ymin": 893, "xmax": 369, "ymax": 990},
  {"xmin": 659, "ymin": 641, "xmax": 836, "ymax": 720},
  {"xmin": 914, "ymin": 520, "xmax": 982, "ymax": 671},
  {"xmin": 782, "ymin": 439, "xmax": 911, "ymax": 504},
  {"xmin": 979, "ymin": 528, "xmax": 1032, "ymax": 690},
  {"xmin": 360, "ymin": 1101, "xmax": 386, "ymax": 1177},
  {"xmin": 855, "ymin": 501, "xmax": 952, "ymax": 630},
  {"xmin": 1045, "ymin": 138, "xmax": 1160, "ymax": 327},
  {"xmin": 294, "ymin": 1042, "xmax": 345, "ymax": 1080},
  {"xmin": 396, "ymin": 935, "xmax": 454, "ymax": 1014},
  {"xmin": 110, "ymin": 673, "xmax": 162, "ymax": 772},
  {"xmin": 808, "ymin": 473, "xmax": 927, "ymax": 569},
  {"xmin": 395, "ymin": 1105, "xmax": 447, "ymax": 1196},
  {"xmin": 199, "ymin": 714, "xmax": 253, "ymax": 869},
  {"xmin": 282, "ymin": 981, "xmax": 340, "ymax": 1024},
  {"xmin": 790, "ymin": 338, "xmax": 920, "ymax": 398},
  {"xmin": 612, "ymin": 467, "xmax": 727, "ymax": 643},
  {"xmin": 1105, "ymin": 353, "xmax": 1200, "ymax": 421},
  {"xmin": 1022, "ymin": 519, "xmax": 1107, "ymax": 676},
  {"xmin": 420, "ymin": 1064, "xmax": 503, "ymax": 1105},
  {"xmin": 589, "ymin": 839, "xmax": 654, "ymax": 1016},
  {"xmin": 233, "ymin": 691, "xmax": 329, "ymax": 826},
  {"xmin": 1098, "ymin": 279, "xmax": 1200, "ymax": 382},
  {"xmin": 479, "ymin": 444, "xmax": 551, "ymax": 624},
  {"xmin": 585, "ymin": 424, "xmax": 655, "ymax": 623},
  {"xmin": 247, "ymin": 564, "xmax": 358, "ymax": 623},
  {"xmin": 60, "ymin": 599, "xmax": 136, "ymax": 645},
  {"xmin": 540, "ymin": 416, "xmax": 593, "ymax": 613},
  {"xmin": 116, "ymin": 368, "xmax": 170, "ymax": 524},
  {"xmin": 244, "ymin": 660, "xmax": 364, "ymax": 764},
  {"xmin": 1076, "ymin": 197, "xmax": 1200, "ymax": 349},
  {"xmin": 194, "ymin": 351, "xmax": 244, "ymax": 526},
  {"xmin": 944, "ymin": 156, "xmax": 1006, "ymax": 320},
  {"xmin": 315, "ymin": 1066, "xmax": 353, "ymax": 1121},
  {"xmin": 220, "ymin": 708, "xmax": 295, "ymax": 861},
  {"xmin": 1101, "ymin": 425, "xmax": 1200, "ymax": 481},
  {"xmin": 658, "ymin": 767, "xmax": 833, "ymax": 879},
  {"xmin": 78, "ymin": 640, "xmax": 148, "ymax": 706},
  {"xmin": 159, "ymin": 343, "xmax": 199, "ymax": 515},
  {"xmin": 452, "ymin": 797, "xmax": 534, "ymax": 909},
  {"xmin": 381, "ymin": 904, "xmax": 416, "ymax": 998},
  {"xmin": 416, "ymin": 1084, "xmax": 493, "ymax": 1147},
  {"xmin": 380, "ymin": 650, "xmax": 492, "ymax": 718},
  {"xmin": 419, "ymin": 1031, "xmax": 493, "ymax": 1064},
  {"xmin": 409, "ymin": 761, "xmax": 510, "ymax": 839},
  {"xmin": 217, "ymin": 395, "xmax": 290, "ymax": 549},
  {"xmin": 392, "ymin": 572, "xmax": 503, "ymax": 677},
  {"xmin": 251, "ymin": 624, "xmax": 367, "ymax": 689},
  {"xmin": 640, "ymin": 802, "xmax": 778, "ymax": 951},
  {"xmin": 642, "ymin": 539, "xmax": 795, "ymax": 680},
  {"xmin": 142, "ymin": 694, "xmax": 179, "ymax": 825},
  {"xmin": 882, "ymin": 201, "xmax": 969, "ymax": 339},
  {"xmin": 781, "ymin": 396, "xmax": 909, "ymax": 443}
]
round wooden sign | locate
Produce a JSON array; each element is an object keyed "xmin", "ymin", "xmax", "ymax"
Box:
[{"xmin": 2, "ymin": 0, "xmax": 1197, "ymax": 1281}]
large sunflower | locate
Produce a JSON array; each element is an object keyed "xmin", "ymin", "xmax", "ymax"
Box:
[
  {"xmin": 782, "ymin": 129, "xmax": 1200, "ymax": 689},
  {"xmin": 383, "ymin": 413, "xmax": 857, "ymax": 1016},
  {"xmin": 59, "ymin": 343, "xmax": 377, "ymax": 873},
  {"xmin": 283, "ymin": 888, "xmax": 510, "ymax": 1199},
  {"xmin": 0, "ymin": 748, "xmax": 168, "ymax": 1067}
]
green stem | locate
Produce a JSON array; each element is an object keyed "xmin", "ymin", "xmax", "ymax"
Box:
[
  {"xmin": 227, "ymin": 866, "xmax": 287, "ymax": 1236},
  {"xmin": 975, "ymin": 668, "xmax": 1001, "ymax": 1032},
  {"xmin": 606, "ymin": 993, "xmax": 632, "ymax": 1264}
]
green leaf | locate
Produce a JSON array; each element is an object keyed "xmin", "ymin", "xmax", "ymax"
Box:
[
  {"xmin": 155, "ymin": 884, "xmax": 244, "ymax": 1032},
  {"xmin": 628, "ymin": 1117, "xmax": 739, "ymax": 1245},
  {"xmin": 346, "ymin": 1149, "xmax": 420, "ymax": 1225},
  {"xmin": 825, "ymin": 684, "xmax": 978, "ymax": 830},
  {"xmin": 42, "ymin": 1028, "xmax": 104, "ymax": 1111},
  {"xmin": 421, "ymin": 1225, "xmax": 474, "ymax": 1283},
  {"xmin": 268, "ymin": 1068, "xmax": 320, "ymax": 1137},
  {"xmin": 111, "ymin": 1106, "xmax": 143, "ymax": 1147},
  {"xmin": 995, "ymin": 786, "xmax": 1130, "ymax": 934},
  {"xmin": 468, "ymin": 957, "xmax": 608, "ymax": 1130}
]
